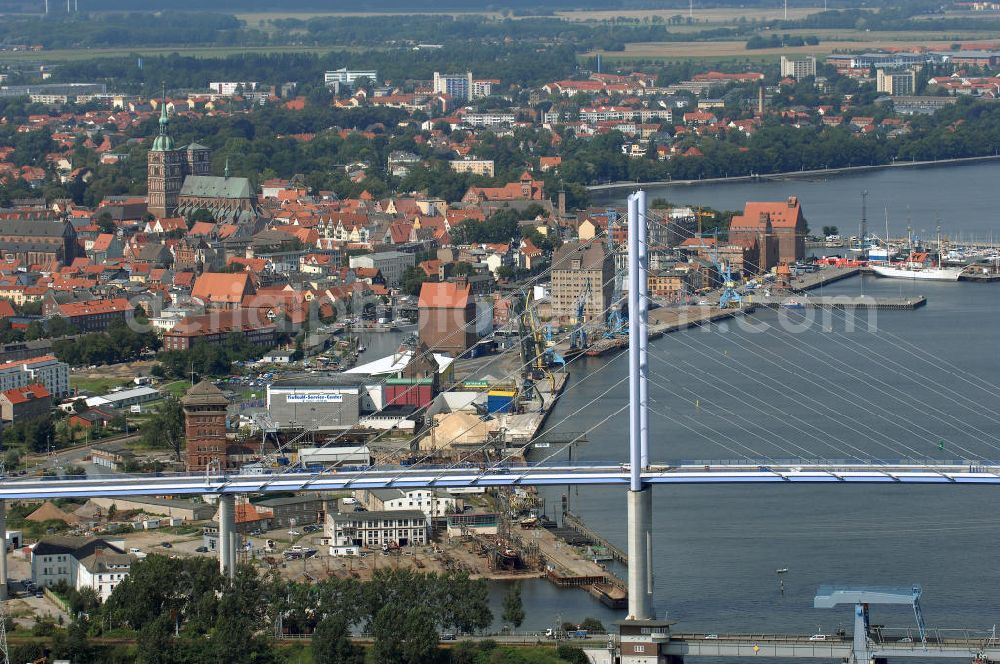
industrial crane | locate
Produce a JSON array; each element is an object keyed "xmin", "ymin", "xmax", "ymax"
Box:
[
  {"xmin": 692, "ymin": 214, "xmax": 743, "ymax": 309},
  {"xmin": 604, "ymin": 208, "xmax": 628, "ymax": 338},
  {"xmin": 569, "ymin": 279, "xmax": 591, "ymax": 351},
  {"xmin": 513, "ymin": 289, "xmax": 563, "ymax": 408}
]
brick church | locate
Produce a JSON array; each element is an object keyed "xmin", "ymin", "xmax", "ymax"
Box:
[{"xmin": 147, "ymin": 104, "xmax": 261, "ymax": 224}]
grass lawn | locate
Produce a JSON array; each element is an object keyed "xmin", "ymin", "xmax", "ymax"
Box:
[
  {"xmin": 70, "ymin": 375, "xmax": 129, "ymax": 395},
  {"xmin": 162, "ymin": 380, "xmax": 192, "ymax": 399}
]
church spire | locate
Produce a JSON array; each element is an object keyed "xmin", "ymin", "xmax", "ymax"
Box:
[
  {"xmin": 158, "ymin": 83, "xmax": 168, "ymax": 133},
  {"xmin": 151, "ymin": 83, "xmax": 174, "ymax": 152}
]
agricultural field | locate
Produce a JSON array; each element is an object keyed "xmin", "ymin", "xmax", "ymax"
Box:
[
  {"xmin": 0, "ymin": 44, "xmax": 346, "ymax": 63},
  {"xmin": 554, "ymin": 7, "xmax": 824, "ymax": 23},
  {"xmin": 589, "ymin": 30, "xmax": 1000, "ymax": 61}
]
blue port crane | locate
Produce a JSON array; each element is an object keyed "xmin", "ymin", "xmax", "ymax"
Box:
[
  {"xmin": 605, "ymin": 208, "xmax": 629, "ymax": 338},
  {"xmin": 569, "ymin": 279, "xmax": 591, "ymax": 351},
  {"xmin": 692, "ymin": 219, "xmax": 743, "ymax": 309}
]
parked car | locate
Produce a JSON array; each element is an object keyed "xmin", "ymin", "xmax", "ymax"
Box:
[{"xmin": 195, "ymin": 546, "xmax": 209, "ymax": 553}]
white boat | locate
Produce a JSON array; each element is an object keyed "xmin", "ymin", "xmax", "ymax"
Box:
[
  {"xmin": 870, "ymin": 263, "xmax": 963, "ymax": 281},
  {"xmin": 871, "ymin": 226, "xmax": 964, "ymax": 281}
]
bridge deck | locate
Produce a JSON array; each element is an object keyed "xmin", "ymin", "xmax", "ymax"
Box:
[
  {"xmin": 2, "ymin": 462, "xmax": 1000, "ymax": 499},
  {"xmin": 668, "ymin": 634, "xmax": 1000, "ymax": 659}
]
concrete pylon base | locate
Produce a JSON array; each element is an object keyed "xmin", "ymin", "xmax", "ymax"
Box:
[{"xmin": 626, "ymin": 487, "xmax": 654, "ymax": 620}]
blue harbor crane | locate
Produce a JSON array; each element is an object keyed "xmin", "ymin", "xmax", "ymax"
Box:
[
  {"xmin": 569, "ymin": 279, "xmax": 591, "ymax": 351},
  {"xmin": 605, "ymin": 208, "xmax": 628, "ymax": 338}
]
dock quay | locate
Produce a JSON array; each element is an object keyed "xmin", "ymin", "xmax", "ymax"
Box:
[
  {"xmin": 513, "ymin": 515, "xmax": 629, "ymax": 608},
  {"xmin": 571, "ymin": 304, "xmax": 756, "ymax": 358},
  {"xmin": 748, "ymin": 294, "xmax": 926, "ymax": 310},
  {"xmin": 788, "ymin": 266, "xmax": 860, "ymax": 291},
  {"xmin": 562, "ymin": 511, "xmax": 628, "ymax": 565}
]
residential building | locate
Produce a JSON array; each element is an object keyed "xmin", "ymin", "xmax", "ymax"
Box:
[
  {"xmin": 324, "ymin": 68, "xmax": 379, "ymax": 87},
  {"xmin": 55, "ymin": 297, "xmax": 131, "ymax": 332},
  {"xmin": 76, "ymin": 549, "xmax": 134, "ymax": 601},
  {"xmin": 433, "ymin": 71, "xmax": 474, "ymax": 100},
  {"xmin": 877, "ymin": 69, "xmax": 918, "ymax": 96},
  {"xmin": 31, "ymin": 536, "xmax": 134, "ymax": 601},
  {"xmin": 355, "ymin": 488, "xmax": 462, "ymax": 519},
  {"xmin": 0, "ymin": 355, "xmax": 70, "ymax": 398},
  {"xmin": 418, "ymin": 280, "xmax": 478, "ymax": 357},
  {"xmin": 462, "ymin": 172, "xmax": 544, "ymax": 203},
  {"xmin": 461, "ymin": 112, "xmax": 515, "ymax": 127},
  {"xmin": 191, "ymin": 272, "xmax": 257, "ymax": 309},
  {"xmin": 182, "ymin": 380, "xmax": 229, "ymax": 472},
  {"xmin": 348, "ymin": 250, "xmax": 415, "ymax": 288},
  {"xmin": 449, "ymin": 159, "xmax": 495, "ymax": 177},
  {"xmin": 472, "ymin": 78, "xmax": 500, "ymax": 97},
  {"xmin": 780, "ymin": 56, "xmax": 817, "ymax": 79},
  {"xmin": 550, "ymin": 241, "xmax": 615, "ymax": 323},
  {"xmin": 208, "ymin": 81, "xmax": 259, "ymax": 95},
  {"xmin": 162, "ymin": 310, "xmax": 277, "ymax": 351},
  {"xmin": 326, "ymin": 509, "xmax": 428, "ymax": 555},
  {"xmin": 90, "ymin": 439, "xmax": 136, "ymax": 471},
  {"xmin": 0, "ymin": 383, "xmax": 51, "ymax": 423},
  {"xmin": 387, "ymin": 150, "xmax": 422, "ymax": 177},
  {"xmin": 254, "ymin": 495, "xmax": 324, "ymax": 527}
]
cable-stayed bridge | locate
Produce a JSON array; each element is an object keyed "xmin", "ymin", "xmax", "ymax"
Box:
[
  {"xmin": 2, "ymin": 460, "xmax": 1000, "ymax": 499},
  {"xmin": 1, "ymin": 191, "xmax": 997, "ymax": 664}
]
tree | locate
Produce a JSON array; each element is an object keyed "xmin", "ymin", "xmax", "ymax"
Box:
[
  {"xmin": 822, "ymin": 225, "xmax": 839, "ymax": 236},
  {"xmin": 501, "ymin": 582, "xmax": 525, "ymax": 628},
  {"xmin": 555, "ymin": 644, "xmax": 591, "ymax": 664},
  {"xmin": 140, "ymin": 397, "xmax": 185, "ymax": 460},
  {"xmin": 400, "ymin": 266, "xmax": 427, "ymax": 297},
  {"xmin": 371, "ymin": 605, "xmax": 440, "ymax": 664},
  {"xmin": 135, "ymin": 614, "xmax": 176, "ymax": 664},
  {"xmin": 312, "ymin": 615, "xmax": 363, "ymax": 664}
]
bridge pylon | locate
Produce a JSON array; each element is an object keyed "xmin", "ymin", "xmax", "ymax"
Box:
[{"xmin": 625, "ymin": 190, "xmax": 654, "ymax": 621}]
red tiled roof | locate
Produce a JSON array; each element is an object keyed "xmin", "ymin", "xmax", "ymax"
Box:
[
  {"xmin": 1, "ymin": 382, "xmax": 50, "ymax": 405},
  {"xmin": 192, "ymin": 272, "xmax": 254, "ymax": 304},
  {"xmin": 59, "ymin": 298, "xmax": 130, "ymax": 317},
  {"xmin": 418, "ymin": 281, "xmax": 471, "ymax": 309}
]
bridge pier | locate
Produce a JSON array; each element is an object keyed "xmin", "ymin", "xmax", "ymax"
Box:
[
  {"xmin": 218, "ymin": 494, "xmax": 236, "ymax": 578},
  {"xmin": 627, "ymin": 487, "xmax": 654, "ymax": 620}
]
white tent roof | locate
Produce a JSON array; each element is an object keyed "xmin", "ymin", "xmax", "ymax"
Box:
[{"xmin": 345, "ymin": 349, "xmax": 453, "ymax": 376}]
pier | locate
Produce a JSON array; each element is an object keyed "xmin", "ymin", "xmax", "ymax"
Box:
[
  {"xmin": 788, "ymin": 266, "xmax": 861, "ymax": 291},
  {"xmin": 562, "ymin": 510, "xmax": 628, "ymax": 565},
  {"xmin": 748, "ymin": 294, "xmax": 926, "ymax": 310}
]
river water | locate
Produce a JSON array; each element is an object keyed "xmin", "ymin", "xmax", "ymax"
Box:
[
  {"xmin": 594, "ymin": 160, "xmax": 1000, "ymax": 242},
  {"xmin": 499, "ymin": 162, "xmax": 1000, "ymax": 640}
]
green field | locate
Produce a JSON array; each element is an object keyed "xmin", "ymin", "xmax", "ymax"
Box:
[
  {"xmin": 0, "ymin": 44, "xmax": 350, "ymax": 63},
  {"xmin": 161, "ymin": 380, "xmax": 193, "ymax": 399},
  {"xmin": 69, "ymin": 375, "xmax": 130, "ymax": 395}
]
